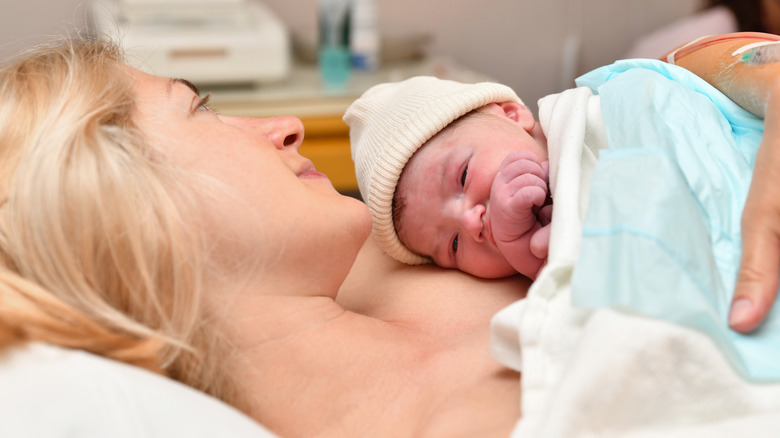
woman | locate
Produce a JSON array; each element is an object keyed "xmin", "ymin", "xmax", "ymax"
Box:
[{"xmin": 0, "ymin": 39, "xmax": 526, "ymax": 437}]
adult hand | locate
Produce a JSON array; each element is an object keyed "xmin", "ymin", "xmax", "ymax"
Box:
[
  {"xmin": 731, "ymin": 113, "xmax": 780, "ymax": 333},
  {"xmin": 654, "ymin": 32, "xmax": 780, "ymax": 333}
]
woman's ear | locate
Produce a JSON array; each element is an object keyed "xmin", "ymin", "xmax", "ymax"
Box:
[{"xmin": 480, "ymin": 101, "xmax": 536, "ymax": 131}]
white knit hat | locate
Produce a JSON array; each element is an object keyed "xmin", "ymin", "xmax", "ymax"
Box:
[{"xmin": 344, "ymin": 76, "xmax": 522, "ymax": 265}]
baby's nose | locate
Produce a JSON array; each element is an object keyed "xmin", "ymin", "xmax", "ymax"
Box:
[{"xmin": 462, "ymin": 204, "xmax": 486, "ymax": 242}]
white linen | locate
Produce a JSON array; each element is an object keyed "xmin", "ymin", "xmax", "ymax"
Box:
[{"xmin": 0, "ymin": 343, "xmax": 277, "ymax": 438}]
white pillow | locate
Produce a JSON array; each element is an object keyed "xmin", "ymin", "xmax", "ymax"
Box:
[{"xmin": 0, "ymin": 343, "xmax": 278, "ymax": 437}]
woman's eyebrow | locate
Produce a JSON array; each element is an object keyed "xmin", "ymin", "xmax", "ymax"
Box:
[{"xmin": 168, "ymin": 78, "xmax": 201, "ymax": 96}]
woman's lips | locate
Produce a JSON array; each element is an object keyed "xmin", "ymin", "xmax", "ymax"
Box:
[{"xmin": 297, "ymin": 161, "xmax": 329, "ymax": 180}]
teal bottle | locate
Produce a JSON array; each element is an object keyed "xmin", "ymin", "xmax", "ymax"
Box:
[{"xmin": 318, "ymin": 0, "xmax": 351, "ymax": 89}]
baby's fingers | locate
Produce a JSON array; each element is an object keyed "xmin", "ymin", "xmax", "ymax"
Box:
[
  {"xmin": 502, "ymin": 173, "xmax": 548, "ymax": 210},
  {"xmin": 538, "ymin": 204, "xmax": 553, "ymax": 227},
  {"xmin": 530, "ymin": 223, "xmax": 551, "ymax": 259},
  {"xmin": 498, "ymin": 151, "xmax": 547, "ymax": 183}
]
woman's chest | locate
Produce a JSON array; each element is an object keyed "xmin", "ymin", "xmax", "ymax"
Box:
[{"xmin": 245, "ymin": 322, "xmax": 520, "ymax": 438}]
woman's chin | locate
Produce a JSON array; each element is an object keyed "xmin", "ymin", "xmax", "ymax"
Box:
[{"xmin": 354, "ymin": 200, "xmax": 373, "ymax": 238}]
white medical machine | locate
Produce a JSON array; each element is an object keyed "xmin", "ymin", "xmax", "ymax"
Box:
[{"xmin": 92, "ymin": 0, "xmax": 291, "ymax": 85}]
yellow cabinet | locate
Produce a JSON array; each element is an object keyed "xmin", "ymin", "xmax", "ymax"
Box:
[{"xmin": 298, "ymin": 115, "xmax": 356, "ymax": 193}]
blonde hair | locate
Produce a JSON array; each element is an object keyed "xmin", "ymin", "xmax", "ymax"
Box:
[{"xmin": 0, "ymin": 39, "xmax": 242, "ymax": 408}]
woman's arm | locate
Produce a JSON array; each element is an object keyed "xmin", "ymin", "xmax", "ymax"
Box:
[
  {"xmin": 664, "ymin": 32, "xmax": 780, "ymax": 333},
  {"xmin": 664, "ymin": 32, "xmax": 780, "ymax": 117}
]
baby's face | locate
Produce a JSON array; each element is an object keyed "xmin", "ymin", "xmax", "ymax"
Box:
[{"xmin": 395, "ymin": 109, "xmax": 548, "ymax": 279}]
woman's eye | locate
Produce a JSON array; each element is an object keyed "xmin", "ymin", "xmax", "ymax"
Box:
[
  {"xmin": 460, "ymin": 165, "xmax": 468, "ymax": 186},
  {"xmin": 451, "ymin": 234, "xmax": 459, "ymax": 254},
  {"xmin": 196, "ymin": 94, "xmax": 212, "ymax": 112}
]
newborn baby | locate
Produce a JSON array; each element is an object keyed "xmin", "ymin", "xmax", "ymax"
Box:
[{"xmin": 346, "ymin": 76, "xmax": 552, "ymax": 279}]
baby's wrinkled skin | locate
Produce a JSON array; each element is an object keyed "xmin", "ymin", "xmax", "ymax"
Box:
[
  {"xmin": 394, "ymin": 103, "xmax": 551, "ymax": 280},
  {"xmin": 490, "ymin": 151, "xmax": 552, "ymax": 279}
]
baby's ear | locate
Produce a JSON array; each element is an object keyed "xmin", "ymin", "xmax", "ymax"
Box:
[{"xmin": 482, "ymin": 102, "xmax": 535, "ymax": 131}]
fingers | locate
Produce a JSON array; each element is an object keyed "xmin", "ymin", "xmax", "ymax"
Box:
[
  {"xmin": 730, "ymin": 96, "xmax": 780, "ymax": 333},
  {"xmin": 731, "ymin": 253, "xmax": 780, "ymax": 333},
  {"xmin": 538, "ymin": 204, "xmax": 553, "ymax": 227},
  {"xmin": 530, "ymin": 223, "xmax": 551, "ymax": 259},
  {"xmin": 490, "ymin": 175, "xmax": 546, "ymax": 238},
  {"xmin": 731, "ymin": 127, "xmax": 780, "ymax": 333},
  {"xmin": 731, "ymin": 203, "xmax": 780, "ymax": 333},
  {"xmin": 490, "ymin": 177, "xmax": 549, "ymax": 244},
  {"xmin": 506, "ymin": 178, "xmax": 548, "ymax": 210},
  {"xmin": 490, "ymin": 151, "xmax": 552, "ymax": 243},
  {"xmin": 497, "ymin": 151, "xmax": 548, "ymax": 184},
  {"xmin": 494, "ymin": 158, "xmax": 549, "ymax": 212}
]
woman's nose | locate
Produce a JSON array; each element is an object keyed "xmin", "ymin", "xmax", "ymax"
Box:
[
  {"xmin": 462, "ymin": 203, "xmax": 486, "ymax": 242},
  {"xmin": 232, "ymin": 116, "xmax": 305, "ymax": 151}
]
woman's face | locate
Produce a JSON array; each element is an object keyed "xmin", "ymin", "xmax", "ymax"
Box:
[{"xmin": 128, "ymin": 68, "xmax": 371, "ymax": 285}]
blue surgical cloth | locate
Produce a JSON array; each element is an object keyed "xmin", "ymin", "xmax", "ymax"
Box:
[{"xmin": 571, "ymin": 59, "xmax": 780, "ymax": 381}]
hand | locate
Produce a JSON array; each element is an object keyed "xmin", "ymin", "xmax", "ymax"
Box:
[
  {"xmin": 731, "ymin": 184, "xmax": 780, "ymax": 333},
  {"xmin": 489, "ymin": 151, "xmax": 550, "ymax": 245},
  {"xmin": 731, "ymin": 104, "xmax": 780, "ymax": 333}
]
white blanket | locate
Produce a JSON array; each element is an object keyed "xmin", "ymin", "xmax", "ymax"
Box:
[{"xmin": 492, "ymin": 82, "xmax": 780, "ymax": 437}]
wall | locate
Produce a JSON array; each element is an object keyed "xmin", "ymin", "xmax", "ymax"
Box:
[
  {"xmin": 0, "ymin": 0, "xmax": 90, "ymax": 58},
  {"xmin": 263, "ymin": 0, "xmax": 703, "ymax": 113},
  {"xmin": 1, "ymin": 0, "xmax": 703, "ymax": 113}
]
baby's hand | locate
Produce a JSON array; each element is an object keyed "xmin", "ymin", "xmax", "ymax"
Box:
[{"xmin": 490, "ymin": 151, "xmax": 550, "ymax": 244}]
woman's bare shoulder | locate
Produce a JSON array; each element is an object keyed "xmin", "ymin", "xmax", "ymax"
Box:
[{"xmin": 337, "ymin": 234, "xmax": 529, "ymax": 326}]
